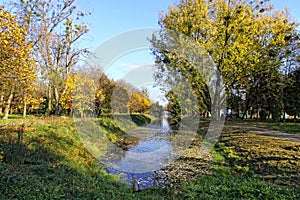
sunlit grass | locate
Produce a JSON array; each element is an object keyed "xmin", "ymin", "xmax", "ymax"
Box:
[{"xmin": 1, "ymin": 115, "xmax": 299, "ymax": 199}]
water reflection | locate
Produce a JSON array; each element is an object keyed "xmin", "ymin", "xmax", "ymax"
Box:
[{"xmin": 104, "ymin": 111, "xmax": 175, "ymax": 189}]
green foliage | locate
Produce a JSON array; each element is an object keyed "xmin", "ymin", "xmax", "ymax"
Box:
[
  {"xmin": 149, "ymin": 101, "xmax": 164, "ymax": 118},
  {"xmin": 166, "ymin": 91, "xmax": 181, "ymax": 117},
  {"xmin": 151, "ymin": 0, "xmax": 298, "ymax": 120},
  {"xmin": 95, "ymin": 73, "xmax": 115, "ymax": 115},
  {"xmin": 284, "ymin": 68, "xmax": 300, "ymax": 118}
]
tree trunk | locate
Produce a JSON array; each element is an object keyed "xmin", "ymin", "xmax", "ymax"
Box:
[
  {"xmin": 47, "ymin": 85, "xmax": 52, "ymax": 116},
  {"xmin": 212, "ymin": 72, "xmax": 222, "ymax": 119},
  {"xmin": 54, "ymin": 87, "xmax": 61, "ymax": 116},
  {"xmin": 23, "ymin": 93, "xmax": 27, "ymax": 118},
  {"xmin": 2, "ymin": 88, "xmax": 14, "ymax": 120},
  {"xmin": 282, "ymin": 110, "xmax": 286, "ymax": 122},
  {"xmin": 241, "ymin": 96, "xmax": 251, "ymax": 120},
  {"xmin": 0, "ymin": 94, "xmax": 3, "ymax": 116},
  {"xmin": 236, "ymin": 88, "xmax": 240, "ymax": 118}
]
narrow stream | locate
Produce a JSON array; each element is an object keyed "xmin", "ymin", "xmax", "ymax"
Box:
[{"xmin": 104, "ymin": 111, "xmax": 176, "ymax": 189}]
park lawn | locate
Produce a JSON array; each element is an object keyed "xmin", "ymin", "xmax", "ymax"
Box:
[
  {"xmin": 266, "ymin": 122, "xmax": 300, "ymax": 135},
  {"xmin": 229, "ymin": 119, "xmax": 300, "ymax": 135},
  {"xmin": 0, "ymin": 115, "xmax": 299, "ymax": 199}
]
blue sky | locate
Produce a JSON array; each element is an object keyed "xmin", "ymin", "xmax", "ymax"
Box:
[
  {"xmin": 77, "ymin": 0, "xmax": 176, "ymax": 49},
  {"xmin": 79, "ymin": 0, "xmax": 300, "ymax": 50},
  {"xmin": 76, "ymin": 0, "xmax": 300, "ymax": 104}
]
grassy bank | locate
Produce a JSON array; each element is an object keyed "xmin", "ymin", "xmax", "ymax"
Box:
[
  {"xmin": 0, "ymin": 115, "xmax": 163, "ymax": 199},
  {"xmin": 1, "ymin": 116, "xmax": 299, "ymax": 199}
]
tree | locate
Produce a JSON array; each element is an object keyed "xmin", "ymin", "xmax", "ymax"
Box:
[
  {"xmin": 72, "ymin": 68, "xmax": 103, "ymax": 118},
  {"xmin": 284, "ymin": 68, "xmax": 300, "ymax": 119},
  {"xmin": 166, "ymin": 91, "xmax": 181, "ymax": 117},
  {"xmin": 95, "ymin": 73, "xmax": 115, "ymax": 115},
  {"xmin": 128, "ymin": 92, "xmax": 151, "ymax": 113},
  {"xmin": 60, "ymin": 75, "xmax": 76, "ymax": 115},
  {"xmin": 151, "ymin": 0, "xmax": 296, "ymax": 119},
  {"xmin": 281, "ymin": 32, "xmax": 300, "ymax": 121},
  {"xmin": 13, "ymin": 0, "xmax": 90, "ymax": 115},
  {"xmin": 111, "ymin": 85, "xmax": 130, "ymax": 113},
  {"xmin": 0, "ymin": 6, "xmax": 36, "ymax": 119},
  {"xmin": 149, "ymin": 101, "xmax": 164, "ymax": 118}
]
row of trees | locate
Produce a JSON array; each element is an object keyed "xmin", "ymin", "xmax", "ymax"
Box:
[
  {"xmin": 0, "ymin": 1, "xmax": 152, "ymax": 119},
  {"xmin": 72, "ymin": 70, "xmax": 152, "ymax": 117},
  {"xmin": 151, "ymin": 0, "xmax": 300, "ymax": 121}
]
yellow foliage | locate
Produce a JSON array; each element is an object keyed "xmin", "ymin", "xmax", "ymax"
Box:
[
  {"xmin": 128, "ymin": 92, "xmax": 151, "ymax": 113},
  {"xmin": 0, "ymin": 7, "xmax": 36, "ymax": 116}
]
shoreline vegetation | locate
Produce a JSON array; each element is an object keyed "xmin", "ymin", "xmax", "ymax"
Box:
[{"xmin": 0, "ymin": 114, "xmax": 299, "ymax": 199}]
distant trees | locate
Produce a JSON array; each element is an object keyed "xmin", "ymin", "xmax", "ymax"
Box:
[
  {"xmin": 128, "ymin": 92, "xmax": 151, "ymax": 114},
  {"xmin": 151, "ymin": 0, "xmax": 299, "ymax": 121},
  {"xmin": 71, "ymin": 67, "xmax": 152, "ymax": 118}
]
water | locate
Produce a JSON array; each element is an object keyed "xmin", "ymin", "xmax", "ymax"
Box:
[{"xmin": 103, "ymin": 111, "xmax": 175, "ymax": 189}]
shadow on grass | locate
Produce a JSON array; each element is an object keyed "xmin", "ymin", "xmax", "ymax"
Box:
[
  {"xmin": 129, "ymin": 114, "xmax": 151, "ymax": 126},
  {"xmin": 0, "ymin": 124, "xmax": 136, "ymax": 200}
]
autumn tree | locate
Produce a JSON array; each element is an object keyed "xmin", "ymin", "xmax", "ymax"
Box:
[
  {"xmin": 0, "ymin": 6, "xmax": 36, "ymax": 119},
  {"xmin": 13, "ymin": 0, "xmax": 90, "ymax": 115},
  {"xmin": 95, "ymin": 73, "xmax": 115, "ymax": 115},
  {"xmin": 151, "ymin": 0, "xmax": 297, "ymax": 119},
  {"xmin": 72, "ymin": 68, "xmax": 105, "ymax": 118},
  {"xmin": 128, "ymin": 92, "xmax": 151, "ymax": 113}
]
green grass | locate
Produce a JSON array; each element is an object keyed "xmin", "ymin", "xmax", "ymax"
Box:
[
  {"xmin": 179, "ymin": 170, "xmax": 299, "ymax": 200},
  {"xmin": 0, "ymin": 114, "xmax": 41, "ymax": 123},
  {"xmin": 267, "ymin": 123, "xmax": 300, "ymax": 135},
  {"xmin": 0, "ymin": 115, "xmax": 299, "ymax": 199},
  {"xmin": 0, "ymin": 114, "xmax": 175, "ymax": 199},
  {"xmin": 231, "ymin": 119, "xmax": 300, "ymax": 135},
  {"xmin": 0, "ymin": 116, "xmax": 150, "ymax": 199}
]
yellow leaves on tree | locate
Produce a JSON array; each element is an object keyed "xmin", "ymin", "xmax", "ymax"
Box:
[
  {"xmin": 60, "ymin": 75, "xmax": 76, "ymax": 112},
  {"xmin": 128, "ymin": 92, "xmax": 151, "ymax": 113},
  {"xmin": 72, "ymin": 69, "xmax": 102, "ymax": 118},
  {"xmin": 0, "ymin": 7, "xmax": 36, "ymax": 119}
]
